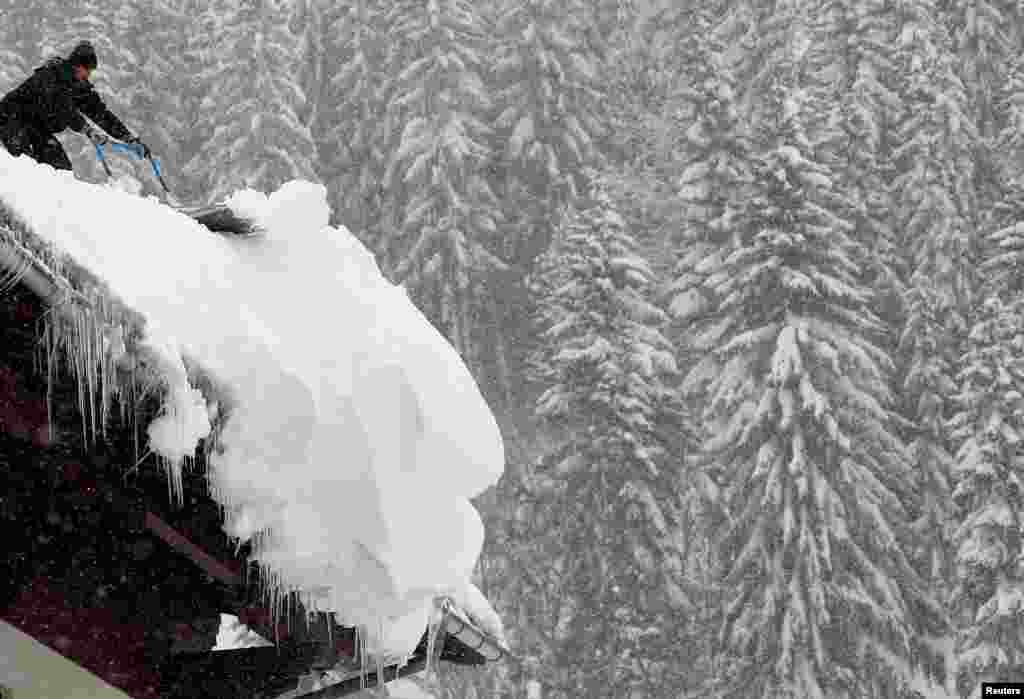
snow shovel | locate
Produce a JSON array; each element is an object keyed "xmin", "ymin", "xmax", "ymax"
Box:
[{"xmin": 94, "ymin": 141, "xmax": 260, "ymax": 237}]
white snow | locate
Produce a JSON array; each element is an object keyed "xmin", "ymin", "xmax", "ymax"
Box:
[
  {"xmin": 213, "ymin": 613, "xmax": 272, "ymax": 650},
  {"xmin": 668, "ymin": 287, "xmax": 704, "ymax": 322},
  {"xmin": 0, "ymin": 151, "xmax": 506, "ymax": 659},
  {"xmin": 857, "ymin": 637, "xmax": 957, "ymax": 699},
  {"xmin": 452, "ymin": 580, "xmax": 507, "ymax": 647},
  {"xmin": 137, "ymin": 333, "xmax": 213, "ymax": 498},
  {"xmin": 387, "ymin": 678, "xmax": 436, "ymax": 699}
]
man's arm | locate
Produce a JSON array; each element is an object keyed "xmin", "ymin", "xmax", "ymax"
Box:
[{"xmin": 74, "ymin": 87, "xmax": 134, "ymax": 142}]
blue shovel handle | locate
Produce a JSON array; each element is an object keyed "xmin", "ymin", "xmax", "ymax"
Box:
[
  {"xmin": 95, "ymin": 140, "xmax": 169, "ymax": 194},
  {"xmin": 110, "ymin": 141, "xmax": 145, "ymax": 160}
]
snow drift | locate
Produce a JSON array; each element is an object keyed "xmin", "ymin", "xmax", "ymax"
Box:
[{"xmin": 0, "ymin": 150, "xmax": 506, "ymax": 658}]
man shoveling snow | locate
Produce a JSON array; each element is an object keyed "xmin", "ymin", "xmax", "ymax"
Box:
[
  {"xmin": 0, "ymin": 41, "xmax": 151, "ymax": 172},
  {"xmin": 0, "ymin": 41, "xmax": 257, "ymax": 237}
]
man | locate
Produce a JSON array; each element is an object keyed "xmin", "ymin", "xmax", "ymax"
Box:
[{"xmin": 0, "ymin": 41, "xmax": 150, "ymax": 172}]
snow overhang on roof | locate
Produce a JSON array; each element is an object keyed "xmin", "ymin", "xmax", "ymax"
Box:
[
  {"xmin": 0, "ymin": 158, "xmax": 508, "ymax": 666},
  {"xmin": 1, "ymin": 216, "xmax": 512, "ymax": 686}
]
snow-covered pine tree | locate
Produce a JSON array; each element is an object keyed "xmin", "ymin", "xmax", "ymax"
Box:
[
  {"xmin": 948, "ymin": 293, "xmax": 1024, "ymax": 697},
  {"xmin": 34, "ymin": 0, "xmax": 82, "ymax": 60},
  {"xmin": 652, "ymin": 9, "xmax": 755, "ymax": 689},
  {"xmin": 892, "ymin": 0, "xmax": 978, "ymax": 330},
  {"xmin": 491, "ymin": 0, "xmax": 606, "ymax": 270},
  {"xmin": 572, "ymin": 0, "xmax": 636, "ymax": 167},
  {"xmin": 663, "ymin": 5, "xmax": 751, "ymax": 341},
  {"xmin": 321, "ymin": 0, "xmax": 390, "ymax": 237},
  {"xmin": 378, "ymin": 0, "xmax": 505, "ymax": 375},
  {"xmin": 896, "ymin": 281, "xmax": 958, "ymax": 587},
  {"xmin": 989, "ymin": 42, "xmax": 1024, "ymax": 219},
  {"xmin": 0, "ymin": 0, "xmax": 40, "ymax": 92},
  {"xmin": 580, "ymin": 0, "xmax": 635, "ymax": 57},
  {"xmin": 714, "ymin": 0, "xmax": 800, "ymax": 122},
  {"xmin": 790, "ymin": 0, "xmax": 959, "ymax": 597},
  {"xmin": 890, "ymin": 0, "xmax": 980, "ymax": 597},
  {"xmin": 184, "ymin": 0, "xmax": 318, "ymax": 202},
  {"xmin": 0, "ymin": 50, "xmax": 27, "ymax": 98},
  {"xmin": 942, "ymin": 0, "xmax": 1019, "ymax": 141},
  {"xmin": 941, "ymin": 0, "xmax": 1020, "ymax": 249},
  {"xmin": 953, "ymin": 108, "xmax": 1024, "ymax": 689},
  {"xmin": 687, "ymin": 61, "xmax": 949, "ymax": 696},
  {"xmin": 485, "ymin": 459, "xmax": 578, "ymax": 698},
  {"xmin": 982, "ymin": 212, "xmax": 1024, "ymax": 307},
  {"xmin": 528, "ymin": 171, "xmax": 689, "ymax": 698},
  {"xmin": 113, "ymin": 0, "xmax": 190, "ymax": 197},
  {"xmin": 179, "ymin": 0, "xmax": 233, "ymax": 204},
  {"xmin": 803, "ymin": 0, "xmax": 905, "ymax": 311},
  {"xmin": 289, "ymin": 0, "xmax": 328, "ymax": 134},
  {"xmin": 594, "ymin": 3, "xmax": 655, "ymax": 178},
  {"xmin": 979, "ymin": 48, "xmax": 1024, "ymax": 303}
]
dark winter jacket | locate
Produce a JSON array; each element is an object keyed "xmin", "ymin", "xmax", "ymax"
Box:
[{"xmin": 0, "ymin": 56, "xmax": 133, "ymax": 141}]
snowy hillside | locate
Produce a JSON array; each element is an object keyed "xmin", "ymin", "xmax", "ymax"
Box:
[{"xmin": 0, "ymin": 149, "xmax": 506, "ymax": 661}]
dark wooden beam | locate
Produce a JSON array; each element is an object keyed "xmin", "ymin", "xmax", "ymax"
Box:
[
  {"xmin": 294, "ymin": 654, "xmax": 429, "ymax": 699},
  {"xmin": 144, "ymin": 511, "xmax": 241, "ymax": 586}
]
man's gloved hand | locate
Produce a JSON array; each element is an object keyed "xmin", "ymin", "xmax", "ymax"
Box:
[
  {"xmin": 127, "ymin": 135, "xmax": 151, "ymax": 159},
  {"xmin": 84, "ymin": 123, "xmax": 108, "ymax": 146}
]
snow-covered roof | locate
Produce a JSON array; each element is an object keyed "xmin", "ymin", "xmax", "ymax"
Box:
[{"xmin": 0, "ymin": 150, "xmax": 508, "ymax": 663}]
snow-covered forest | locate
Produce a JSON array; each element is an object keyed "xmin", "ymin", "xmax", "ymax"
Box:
[{"xmin": 4, "ymin": 0, "xmax": 1024, "ymax": 697}]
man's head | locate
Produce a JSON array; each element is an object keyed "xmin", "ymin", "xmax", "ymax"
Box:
[{"xmin": 68, "ymin": 41, "xmax": 97, "ymax": 81}]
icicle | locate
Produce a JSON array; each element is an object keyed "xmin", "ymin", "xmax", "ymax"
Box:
[
  {"xmin": 286, "ymin": 584, "xmax": 293, "ymax": 639},
  {"xmin": 83, "ymin": 310, "xmax": 94, "ymax": 443},
  {"xmin": 72, "ymin": 310, "xmax": 89, "ymax": 444},
  {"xmin": 261, "ymin": 564, "xmax": 273, "ymax": 623},
  {"xmin": 279, "ymin": 578, "xmax": 290, "ymax": 647},
  {"xmin": 97, "ymin": 303, "xmax": 118, "ymax": 441},
  {"xmin": 72, "ymin": 312, "xmax": 84, "ymax": 439},
  {"xmin": 425, "ymin": 600, "xmax": 446, "ymax": 680},
  {"xmin": 91, "ymin": 311, "xmax": 102, "ymax": 441},
  {"xmin": 261, "ymin": 566, "xmax": 274, "ymax": 643},
  {"xmin": 33, "ymin": 314, "xmax": 43, "ymax": 377},
  {"xmin": 359, "ymin": 625, "xmax": 369, "ymax": 689},
  {"xmin": 325, "ymin": 609, "xmax": 333, "ymax": 657},
  {"xmin": 132, "ymin": 368, "xmax": 141, "ymax": 471},
  {"xmin": 44, "ymin": 315, "xmax": 55, "ymax": 444},
  {"xmin": 86, "ymin": 310, "xmax": 97, "ymax": 442},
  {"xmin": 274, "ymin": 570, "xmax": 283, "ymax": 633},
  {"xmin": 375, "ymin": 634, "xmax": 385, "ymax": 691}
]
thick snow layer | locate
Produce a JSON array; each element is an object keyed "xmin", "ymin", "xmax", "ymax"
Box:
[{"xmin": 0, "ymin": 151, "xmax": 505, "ymax": 658}]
